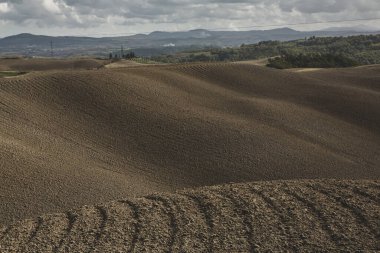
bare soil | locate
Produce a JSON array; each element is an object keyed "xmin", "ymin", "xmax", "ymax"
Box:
[
  {"xmin": 0, "ymin": 58, "xmax": 106, "ymax": 71},
  {"xmin": 0, "ymin": 60, "xmax": 379, "ymax": 251},
  {"xmin": 0, "ymin": 180, "xmax": 379, "ymax": 252}
]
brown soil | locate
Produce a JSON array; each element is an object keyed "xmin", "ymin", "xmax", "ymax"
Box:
[
  {"xmin": 1, "ymin": 62, "xmax": 379, "ymax": 226},
  {"xmin": 0, "ymin": 58, "xmax": 107, "ymax": 71},
  {"xmin": 105, "ymin": 59, "xmax": 147, "ymax": 68},
  {"xmin": 0, "ymin": 61, "xmax": 379, "ymax": 251},
  {"xmin": 0, "ymin": 180, "xmax": 379, "ymax": 252}
]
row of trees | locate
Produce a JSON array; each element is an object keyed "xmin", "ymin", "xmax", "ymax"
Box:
[
  {"xmin": 109, "ymin": 51, "xmax": 136, "ymax": 60},
  {"xmin": 267, "ymin": 53, "xmax": 359, "ymax": 69},
  {"xmin": 151, "ymin": 34, "xmax": 380, "ymax": 67}
]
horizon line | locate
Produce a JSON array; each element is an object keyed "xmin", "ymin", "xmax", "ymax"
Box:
[{"xmin": 2, "ymin": 27, "xmax": 380, "ymax": 39}]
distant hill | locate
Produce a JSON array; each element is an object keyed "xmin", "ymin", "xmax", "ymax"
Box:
[
  {"xmin": 152, "ymin": 34, "xmax": 380, "ymax": 66},
  {"xmin": 1, "ymin": 28, "xmax": 379, "ymax": 57}
]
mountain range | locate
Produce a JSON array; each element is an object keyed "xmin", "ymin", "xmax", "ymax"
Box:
[{"xmin": 1, "ymin": 27, "xmax": 379, "ymax": 57}]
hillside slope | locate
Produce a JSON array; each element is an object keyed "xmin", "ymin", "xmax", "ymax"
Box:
[
  {"xmin": 0, "ymin": 180, "xmax": 379, "ymax": 252},
  {"xmin": 0, "ymin": 62, "xmax": 379, "ymax": 225},
  {"xmin": 0, "ymin": 58, "xmax": 106, "ymax": 72}
]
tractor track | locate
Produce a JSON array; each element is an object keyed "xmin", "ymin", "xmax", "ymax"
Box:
[{"xmin": 0, "ymin": 180, "xmax": 378, "ymax": 252}]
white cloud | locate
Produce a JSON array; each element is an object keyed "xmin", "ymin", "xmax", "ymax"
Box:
[
  {"xmin": 42, "ymin": 0, "xmax": 61, "ymax": 13},
  {"xmin": 0, "ymin": 2, "xmax": 9, "ymax": 12}
]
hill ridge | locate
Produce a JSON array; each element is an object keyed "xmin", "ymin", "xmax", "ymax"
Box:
[
  {"xmin": 0, "ymin": 61, "xmax": 379, "ymax": 226},
  {"xmin": 0, "ymin": 179, "xmax": 379, "ymax": 252}
]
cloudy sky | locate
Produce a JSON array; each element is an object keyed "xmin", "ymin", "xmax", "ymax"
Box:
[{"xmin": 0, "ymin": 0, "xmax": 380, "ymax": 37}]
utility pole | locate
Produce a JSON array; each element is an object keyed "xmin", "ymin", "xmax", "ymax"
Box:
[
  {"xmin": 50, "ymin": 40, "xmax": 53, "ymax": 57},
  {"xmin": 121, "ymin": 45, "xmax": 124, "ymax": 58}
]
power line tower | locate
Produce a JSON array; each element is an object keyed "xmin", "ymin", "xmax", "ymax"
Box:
[{"xmin": 50, "ymin": 40, "xmax": 54, "ymax": 57}]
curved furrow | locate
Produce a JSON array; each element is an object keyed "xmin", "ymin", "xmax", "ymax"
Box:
[
  {"xmin": 200, "ymin": 188, "xmax": 251, "ymax": 252},
  {"xmin": 91, "ymin": 201, "xmax": 135, "ymax": 252},
  {"xmin": 249, "ymin": 184, "xmax": 301, "ymax": 251},
  {"xmin": 179, "ymin": 192, "xmax": 214, "ymax": 253},
  {"xmin": 56, "ymin": 206, "xmax": 103, "ymax": 253},
  {"xmin": 53, "ymin": 211, "xmax": 77, "ymax": 253},
  {"xmin": 116, "ymin": 199, "xmax": 141, "ymax": 253},
  {"xmin": 281, "ymin": 184, "xmax": 341, "ymax": 249},
  {"xmin": 17, "ymin": 214, "xmax": 68, "ymax": 253},
  {"xmin": 131, "ymin": 197, "xmax": 173, "ymax": 252},
  {"xmin": 27, "ymin": 217, "xmax": 43, "ymax": 244},
  {"xmin": 368, "ymin": 182, "xmax": 380, "ymax": 192},
  {"xmin": 306, "ymin": 182, "xmax": 378, "ymax": 250},
  {"xmin": 335, "ymin": 180, "xmax": 380, "ymax": 205},
  {"xmin": 0, "ymin": 180, "xmax": 379, "ymax": 252},
  {"xmin": 0, "ymin": 220, "xmax": 37, "ymax": 253},
  {"xmin": 262, "ymin": 182, "xmax": 341, "ymax": 250},
  {"xmin": 224, "ymin": 183, "xmax": 291, "ymax": 251},
  {"xmin": 17, "ymin": 217, "xmax": 44, "ymax": 253},
  {"xmin": 310, "ymin": 183, "xmax": 377, "ymax": 232},
  {"xmin": 164, "ymin": 193, "xmax": 211, "ymax": 252},
  {"xmin": 86, "ymin": 206, "xmax": 108, "ymax": 253},
  {"xmin": 145, "ymin": 194, "xmax": 179, "ymax": 252},
  {"xmin": 352, "ymin": 186, "xmax": 380, "ymax": 204},
  {"xmin": 211, "ymin": 185, "xmax": 257, "ymax": 252},
  {"xmin": 311, "ymin": 183, "xmax": 380, "ymax": 243}
]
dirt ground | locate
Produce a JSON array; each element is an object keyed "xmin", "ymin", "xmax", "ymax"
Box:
[
  {"xmin": 0, "ymin": 60, "xmax": 379, "ymax": 251},
  {"xmin": 0, "ymin": 180, "xmax": 379, "ymax": 252},
  {"xmin": 0, "ymin": 58, "xmax": 107, "ymax": 71}
]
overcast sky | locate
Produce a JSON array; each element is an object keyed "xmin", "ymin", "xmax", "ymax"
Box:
[{"xmin": 0, "ymin": 0, "xmax": 380, "ymax": 37}]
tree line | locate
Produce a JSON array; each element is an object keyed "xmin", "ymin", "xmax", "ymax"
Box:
[
  {"xmin": 109, "ymin": 51, "xmax": 136, "ymax": 60},
  {"xmin": 150, "ymin": 34, "xmax": 380, "ymax": 68},
  {"xmin": 267, "ymin": 53, "xmax": 359, "ymax": 69}
]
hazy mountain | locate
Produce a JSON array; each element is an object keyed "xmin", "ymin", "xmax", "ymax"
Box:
[
  {"xmin": 321, "ymin": 25, "xmax": 379, "ymax": 32},
  {"xmin": 0, "ymin": 28, "xmax": 379, "ymax": 57}
]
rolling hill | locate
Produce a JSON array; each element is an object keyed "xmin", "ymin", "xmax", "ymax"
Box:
[
  {"xmin": 0, "ymin": 60, "xmax": 379, "ymax": 228},
  {"xmin": 0, "ymin": 58, "xmax": 107, "ymax": 72},
  {"xmin": 0, "ymin": 180, "xmax": 379, "ymax": 252}
]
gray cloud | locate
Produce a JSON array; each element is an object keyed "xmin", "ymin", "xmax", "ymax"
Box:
[
  {"xmin": 279, "ymin": 0, "xmax": 380, "ymax": 13},
  {"xmin": 0, "ymin": 0, "xmax": 379, "ymax": 36}
]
